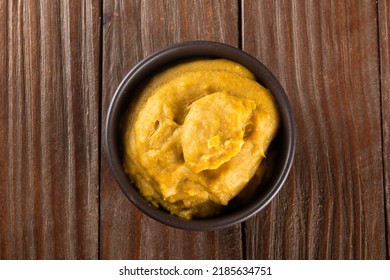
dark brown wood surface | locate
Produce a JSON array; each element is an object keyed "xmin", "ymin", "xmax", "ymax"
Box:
[
  {"xmin": 0, "ymin": 0, "xmax": 389, "ymax": 260},
  {"xmin": 242, "ymin": 0, "xmax": 386, "ymax": 259},
  {"xmin": 0, "ymin": 0, "xmax": 100, "ymax": 259}
]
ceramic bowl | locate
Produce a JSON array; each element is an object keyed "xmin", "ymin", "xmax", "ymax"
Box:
[{"xmin": 106, "ymin": 41, "xmax": 295, "ymax": 231}]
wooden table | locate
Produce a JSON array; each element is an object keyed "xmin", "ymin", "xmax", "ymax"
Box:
[{"xmin": 1, "ymin": 0, "xmax": 389, "ymax": 260}]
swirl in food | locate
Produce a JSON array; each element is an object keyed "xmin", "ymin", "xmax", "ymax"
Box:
[{"xmin": 122, "ymin": 59, "xmax": 280, "ymax": 219}]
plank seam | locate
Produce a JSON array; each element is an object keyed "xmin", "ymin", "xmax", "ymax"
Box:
[
  {"xmin": 376, "ymin": 0, "xmax": 389, "ymax": 260},
  {"xmin": 239, "ymin": 0, "xmax": 246, "ymax": 260},
  {"xmin": 98, "ymin": 0, "xmax": 104, "ymax": 261},
  {"xmin": 238, "ymin": 0, "xmax": 242, "ymax": 50}
]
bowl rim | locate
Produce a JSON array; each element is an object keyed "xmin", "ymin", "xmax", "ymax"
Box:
[{"xmin": 106, "ymin": 40, "xmax": 296, "ymax": 231}]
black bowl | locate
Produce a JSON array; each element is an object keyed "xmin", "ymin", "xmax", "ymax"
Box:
[{"xmin": 106, "ymin": 41, "xmax": 295, "ymax": 231}]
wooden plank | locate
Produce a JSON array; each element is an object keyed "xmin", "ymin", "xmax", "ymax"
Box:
[
  {"xmin": 242, "ymin": 0, "xmax": 386, "ymax": 259},
  {"xmin": 101, "ymin": 0, "xmax": 242, "ymax": 259},
  {"xmin": 0, "ymin": 0, "xmax": 100, "ymax": 259},
  {"xmin": 378, "ymin": 0, "xmax": 390, "ymax": 258}
]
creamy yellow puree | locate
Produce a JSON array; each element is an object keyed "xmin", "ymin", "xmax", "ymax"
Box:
[{"xmin": 122, "ymin": 59, "xmax": 280, "ymax": 219}]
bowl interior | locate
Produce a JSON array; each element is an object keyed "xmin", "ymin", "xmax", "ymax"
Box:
[{"xmin": 106, "ymin": 41, "xmax": 295, "ymax": 231}]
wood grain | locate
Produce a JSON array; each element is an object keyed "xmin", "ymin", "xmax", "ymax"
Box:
[
  {"xmin": 242, "ymin": 0, "xmax": 387, "ymax": 259},
  {"xmin": 100, "ymin": 0, "xmax": 242, "ymax": 259},
  {"xmin": 0, "ymin": 0, "xmax": 388, "ymax": 261},
  {"xmin": 0, "ymin": 0, "xmax": 100, "ymax": 259},
  {"xmin": 378, "ymin": 0, "xmax": 390, "ymax": 258}
]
